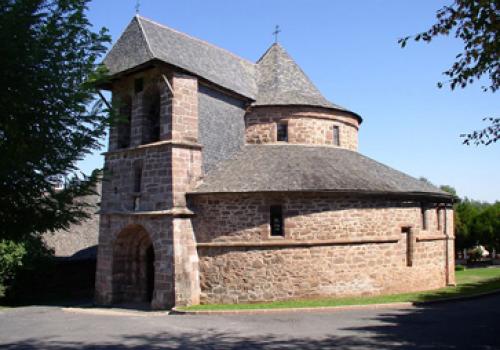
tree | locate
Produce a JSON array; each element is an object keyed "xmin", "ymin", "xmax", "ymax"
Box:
[
  {"xmin": 454, "ymin": 198, "xmax": 483, "ymax": 250},
  {"xmin": 399, "ymin": 0, "xmax": 498, "ymax": 145},
  {"xmin": 471, "ymin": 202, "xmax": 500, "ymax": 251},
  {"xmin": 0, "ymin": 0, "xmax": 110, "ymax": 243},
  {"xmin": 454, "ymin": 198, "xmax": 499, "ymax": 252},
  {"xmin": 440, "ymin": 184, "xmax": 458, "ymax": 197}
]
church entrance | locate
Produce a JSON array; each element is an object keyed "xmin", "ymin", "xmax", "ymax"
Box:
[{"xmin": 112, "ymin": 225, "xmax": 155, "ymax": 305}]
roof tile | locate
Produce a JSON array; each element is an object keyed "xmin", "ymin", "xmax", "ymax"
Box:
[{"xmin": 191, "ymin": 144, "xmax": 451, "ymax": 198}]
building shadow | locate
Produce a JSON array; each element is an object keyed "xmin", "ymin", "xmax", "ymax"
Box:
[
  {"xmin": 0, "ymin": 332, "xmax": 386, "ymax": 350},
  {"xmin": 342, "ymin": 293, "xmax": 500, "ymax": 350},
  {"xmin": 2, "ymin": 294, "xmax": 500, "ymax": 350}
]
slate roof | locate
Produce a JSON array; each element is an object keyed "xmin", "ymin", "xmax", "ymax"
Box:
[
  {"xmin": 191, "ymin": 145, "xmax": 451, "ymax": 199},
  {"xmin": 104, "ymin": 16, "xmax": 257, "ymax": 99},
  {"xmin": 253, "ymin": 44, "xmax": 351, "ymax": 112},
  {"xmin": 104, "ymin": 16, "xmax": 359, "ymax": 116},
  {"xmin": 43, "ymin": 184, "xmax": 100, "ymax": 259}
]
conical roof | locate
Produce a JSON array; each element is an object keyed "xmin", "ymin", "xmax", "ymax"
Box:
[
  {"xmin": 253, "ymin": 44, "xmax": 354, "ymax": 114},
  {"xmin": 191, "ymin": 144, "xmax": 452, "ymax": 200}
]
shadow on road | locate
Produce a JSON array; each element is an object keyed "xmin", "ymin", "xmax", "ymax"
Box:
[
  {"xmin": 1, "ymin": 294, "xmax": 499, "ymax": 349},
  {"xmin": 0, "ymin": 332, "xmax": 381, "ymax": 350}
]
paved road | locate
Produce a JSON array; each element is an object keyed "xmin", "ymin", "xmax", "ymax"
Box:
[{"xmin": 1, "ymin": 294, "xmax": 499, "ymax": 349}]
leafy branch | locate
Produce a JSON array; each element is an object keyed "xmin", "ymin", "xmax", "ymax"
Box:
[{"xmin": 398, "ymin": 0, "xmax": 499, "ymax": 92}]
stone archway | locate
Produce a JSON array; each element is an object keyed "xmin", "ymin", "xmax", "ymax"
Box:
[{"xmin": 112, "ymin": 225, "xmax": 155, "ymax": 305}]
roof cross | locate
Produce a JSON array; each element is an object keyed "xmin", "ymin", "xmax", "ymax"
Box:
[
  {"xmin": 135, "ymin": 0, "xmax": 140, "ymax": 14},
  {"xmin": 273, "ymin": 25, "xmax": 281, "ymax": 43}
]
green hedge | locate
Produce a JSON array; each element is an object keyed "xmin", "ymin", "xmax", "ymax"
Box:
[{"xmin": 0, "ymin": 240, "xmax": 26, "ymax": 297}]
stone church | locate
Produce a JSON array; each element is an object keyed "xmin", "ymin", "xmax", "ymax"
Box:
[{"xmin": 95, "ymin": 16, "xmax": 455, "ymax": 309}]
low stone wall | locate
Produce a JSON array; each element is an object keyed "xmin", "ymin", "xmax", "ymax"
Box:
[
  {"xmin": 245, "ymin": 106, "xmax": 359, "ymax": 151},
  {"xmin": 191, "ymin": 193, "xmax": 453, "ymax": 304},
  {"xmin": 198, "ymin": 241, "xmax": 446, "ymax": 304}
]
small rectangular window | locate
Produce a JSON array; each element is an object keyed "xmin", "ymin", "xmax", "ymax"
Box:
[
  {"xmin": 134, "ymin": 78, "xmax": 144, "ymax": 94},
  {"xmin": 421, "ymin": 205, "xmax": 427, "ymax": 230},
  {"xmin": 270, "ymin": 205, "xmax": 284, "ymax": 236},
  {"xmin": 277, "ymin": 122, "xmax": 288, "ymax": 142},
  {"xmin": 333, "ymin": 125, "xmax": 340, "ymax": 146},
  {"xmin": 134, "ymin": 166, "xmax": 142, "ymax": 193},
  {"xmin": 436, "ymin": 208, "xmax": 442, "ymax": 231},
  {"xmin": 402, "ymin": 227, "xmax": 413, "ymax": 267}
]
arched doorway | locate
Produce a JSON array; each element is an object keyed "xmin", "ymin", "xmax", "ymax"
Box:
[{"xmin": 112, "ymin": 225, "xmax": 155, "ymax": 305}]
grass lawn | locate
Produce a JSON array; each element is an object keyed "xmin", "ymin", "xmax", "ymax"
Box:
[{"xmin": 180, "ymin": 267, "xmax": 500, "ymax": 311}]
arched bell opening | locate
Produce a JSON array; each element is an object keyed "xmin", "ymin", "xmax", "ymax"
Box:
[{"xmin": 141, "ymin": 86, "xmax": 161, "ymax": 144}]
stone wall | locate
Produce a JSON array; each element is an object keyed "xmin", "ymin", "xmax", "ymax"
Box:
[
  {"xmin": 109, "ymin": 68, "xmax": 173, "ymax": 151},
  {"xmin": 101, "ymin": 144, "xmax": 173, "ymax": 212},
  {"xmin": 191, "ymin": 193, "xmax": 454, "ymax": 304},
  {"xmin": 95, "ymin": 215, "xmax": 175, "ymax": 309},
  {"xmin": 97, "ymin": 68, "xmax": 202, "ymax": 309},
  {"xmin": 245, "ymin": 106, "xmax": 359, "ymax": 151},
  {"xmin": 171, "ymin": 73, "xmax": 198, "ymax": 142}
]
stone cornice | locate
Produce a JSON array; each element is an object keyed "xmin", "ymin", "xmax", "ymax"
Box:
[
  {"xmin": 416, "ymin": 235, "xmax": 452, "ymax": 242},
  {"xmin": 187, "ymin": 189, "xmax": 455, "ymax": 203},
  {"xmin": 196, "ymin": 237, "xmax": 400, "ymax": 249},
  {"xmin": 102, "ymin": 139, "xmax": 202, "ymax": 156},
  {"xmin": 99, "ymin": 207, "xmax": 194, "ymax": 217},
  {"xmin": 249, "ymin": 105, "xmax": 362, "ymax": 125}
]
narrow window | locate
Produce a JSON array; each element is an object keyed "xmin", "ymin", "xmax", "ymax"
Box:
[
  {"xmin": 436, "ymin": 207, "xmax": 442, "ymax": 231},
  {"xmin": 142, "ymin": 89, "xmax": 161, "ymax": 144},
  {"xmin": 270, "ymin": 205, "xmax": 284, "ymax": 236},
  {"xmin": 402, "ymin": 227, "xmax": 413, "ymax": 267},
  {"xmin": 117, "ymin": 96, "xmax": 132, "ymax": 148},
  {"xmin": 134, "ymin": 78, "xmax": 144, "ymax": 94},
  {"xmin": 277, "ymin": 122, "xmax": 288, "ymax": 142},
  {"xmin": 132, "ymin": 164, "xmax": 142, "ymax": 211},
  {"xmin": 333, "ymin": 125, "xmax": 340, "ymax": 146},
  {"xmin": 421, "ymin": 204, "xmax": 427, "ymax": 230},
  {"xmin": 148, "ymin": 93, "xmax": 160, "ymax": 142},
  {"xmin": 133, "ymin": 165, "xmax": 142, "ymax": 193}
]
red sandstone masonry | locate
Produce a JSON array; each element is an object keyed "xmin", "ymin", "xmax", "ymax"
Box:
[
  {"xmin": 192, "ymin": 193, "xmax": 453, "ymax": 304},
  {"xmin": 109, "ymin": 68, "xmax": 173, "ymax": 151},
  {"xmin": 192, "ymin": 194, "xmax": 445, "ymax": 243},
  {"xmin": 101, "ymin": 144, "xmax": 173, "ymax": 212},
  {"xmin": 245, "ymin": 106, "xmax": 359, "ymax": 151},
  {"xmin": 169, "ymin": 72, "xmax": 201, "ymax": 307},
  {"xmin": 171, "ymin": 73, "xmax": 199, "ymax": 143},
  {"xmin": 95, "ymin": 215, "xmax": 175, "ymax": 309},
  {"xmin": 98, "ymin": 64, "xmax": 454, "ymax": 310},
  {"xmin": 96, "ymin": 68, "xmax": 202, "ymax": 309}
]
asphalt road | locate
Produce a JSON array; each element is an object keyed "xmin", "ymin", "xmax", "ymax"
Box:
[{"xmin": 1, "ymin": 294, "xmax": 499, "ymax": 349}]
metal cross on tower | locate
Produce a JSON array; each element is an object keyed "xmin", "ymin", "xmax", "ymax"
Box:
[
  {"xmin": 273, "ymin": 25, "xmax": 281, "ymax": 43},
  {"xmin": 135, "ymin": 0, "xmax": 140, "ymax": 14}
]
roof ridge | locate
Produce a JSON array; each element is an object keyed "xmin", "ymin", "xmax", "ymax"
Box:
[
  {"xmin": 136, "ymin": 15, "xmax": 255, "ymax": 66},
  {"xmin": 256, "ymin": 43, "xmax": 280, "ymax": 64},
  {"xmin": 102, "ymin": 16, "xmax": 152, "ymax": 66},
  {"xmin": 254, "ymin": 42, "xmax": 353, "ymax": 113},
  {"xmin": 135, "ymin": 15, "xmax": 155, "ymax": 60}
]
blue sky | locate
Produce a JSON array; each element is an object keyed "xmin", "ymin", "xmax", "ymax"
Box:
[{"xmin": 81, "ymin": 0, "xmax": 499, "ymax": 202}]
